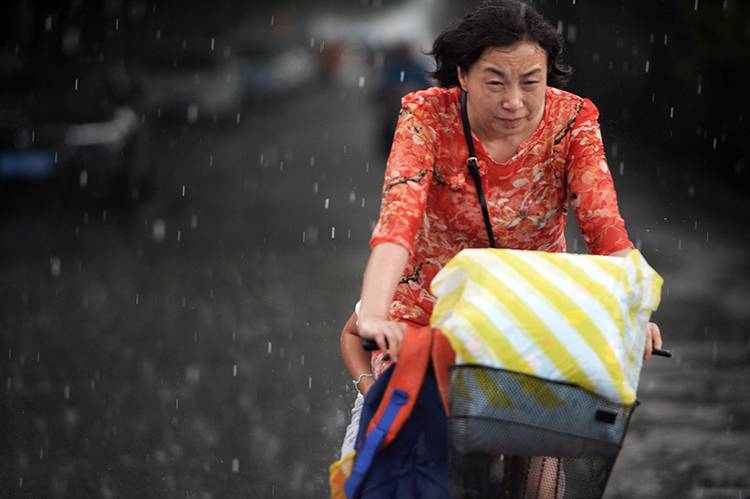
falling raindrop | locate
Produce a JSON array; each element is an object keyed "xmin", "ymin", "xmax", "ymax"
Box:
[
  {"xmin": 324, "ymin": 198, "xmax": 330, "ymax": 209},
  {"xmin": 232, "ymin": 458, "xmax": 240, "ymax": 473},
  {"xmin": 187, "ymin": 104, "xmax": 199, "ymax": 123},
  {"xmin": 267, "ymin": 341, "xmax": 272, "ymax": 354},
  {"xmin": 358, "ymin": 76, "xmax": 366, "ymax": 88},
  {"xmin": 566, "ymin": 24, "xmax": 577, "ymax": 43},
  {"xmin": 50, "ymin": 256, "xmax": 61, "ymax": 277},
  {"xmin": 233, "ymin": 364, "xmax": 238, "ymax": 377},
  {"xmin": 185, "ymin": 366, "xmax": 200, "ymax": 383},
  {"xmin": 63, "ymin": 385, "xmax": 70, "ymax": 400},
  {"xmin": 152, "ymin": 219, "xmax": 166, "ymax": 242},
  {"xmin": 331, "ymin": 226, "xmax": 336, "ymax": 239},
  {"xmin": 73, "ymin": 78, "xmax": 78, "ymax": 91}
]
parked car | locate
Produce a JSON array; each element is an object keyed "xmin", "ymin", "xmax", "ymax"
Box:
[
  {"xmin": 0, "ymin": 50, "xmax": 151, "ymax": 206},
  {"xmin": 231, "ymin": 30, "xmax": 319, "ymax": 100},
  {"xmin": 134, "ymin": 36, "xmax": 243, "ymax": 123}
]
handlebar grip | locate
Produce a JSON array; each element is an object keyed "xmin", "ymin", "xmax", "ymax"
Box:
[
  {"xmin": 652, "ymin": 347, "xmax": 672, "ymax": 358},
  {"xmin": 362, "ymin": 339, "xmax": 380, "ymax": 351}
]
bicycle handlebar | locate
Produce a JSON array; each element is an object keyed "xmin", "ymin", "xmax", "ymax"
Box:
[{"xmin": 362, "ymin": 339, "xmax": 673, "ymax": 357}]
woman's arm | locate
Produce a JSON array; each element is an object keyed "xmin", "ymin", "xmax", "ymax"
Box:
[
  {"xmin": 357, "ymin": 242, "xmax": 410, "ymax": 362},
  {"xmin": 356, "ymin": 94, "xmax": 438, "ymax": 362},
  {"xmin": 340, "ymin": 311, "xmax": 375, "ymax": 396},
  {"xmin": 607, "ymin": 248, "xmax": 664, "ymax": 359},
  {"xmin": 567, "ymin": 99, "xmax": 634, "ymax": 256}
]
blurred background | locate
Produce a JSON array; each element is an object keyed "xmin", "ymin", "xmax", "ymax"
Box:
[{"xmin": 0, "ymin": 0, "xmax": 748, "ymax": 497}]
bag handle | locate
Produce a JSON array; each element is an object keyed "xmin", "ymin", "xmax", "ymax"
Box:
[{"xmin": 460, "ymin": 90, "xmax": 497, "ymax": 248}]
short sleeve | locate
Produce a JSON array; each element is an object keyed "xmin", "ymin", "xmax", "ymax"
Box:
[
  {"xmin": 369, "ymin": 94, "xmax": 437, "ymax": 255},
  {"xmin": 567, "ymin": 98, "xmax": 634, "ymax": 255}
]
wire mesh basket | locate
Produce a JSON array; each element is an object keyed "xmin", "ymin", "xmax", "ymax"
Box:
[{"xmin": 448, "ymin": 365, "xmax": 638, "ymax": 499}]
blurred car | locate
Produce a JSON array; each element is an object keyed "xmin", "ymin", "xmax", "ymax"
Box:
[
  {"xmin": 231, "ymin": 31, "xmax": 319, "ymax": 100},
  {"xmin": 134, "ymin": 36, "xmax": 243, "ymax": 123},
  {"xmin": 0, "ymin": 51, "xmax": 151, "ymax": 206}
]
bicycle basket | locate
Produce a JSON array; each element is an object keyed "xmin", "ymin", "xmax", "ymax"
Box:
[{"xmin": 448, "ymin": 365, "xmax": 637, "ymax": 499}]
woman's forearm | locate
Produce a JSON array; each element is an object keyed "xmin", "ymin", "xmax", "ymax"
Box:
[
  {"xmin": 340, "ymin": 312, "xmax": 371, "ymax": 377},
  {"xmin": 358, "ymin": 242, "xmax": 410, "ymax": 320}
]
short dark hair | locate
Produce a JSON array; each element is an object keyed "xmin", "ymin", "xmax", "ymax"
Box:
[{"xmin": 428, "ymin": 0, "xmax": 572, "ymax": 88}]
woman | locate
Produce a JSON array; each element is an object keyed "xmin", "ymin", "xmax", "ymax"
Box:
[
  {"xmin": 343, "ymin": 0, "xmax": 662, "ymax": 390},
  {"xmin": 338, "ymin": 1, "xmax": 663, "ymax": 495}
]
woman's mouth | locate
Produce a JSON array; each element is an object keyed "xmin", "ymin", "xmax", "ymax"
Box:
[{"xmin": 499, "ymin": 117, "xmax": 525, "ymax": 127}]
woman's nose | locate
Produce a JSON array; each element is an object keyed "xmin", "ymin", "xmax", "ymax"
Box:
[{"xmin": 501, "ymin": 87, "xmax": 524, "ymax": 111}]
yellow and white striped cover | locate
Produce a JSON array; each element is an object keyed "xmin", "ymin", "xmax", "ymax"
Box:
[{"xmin": 430, "ymin": 248, "xmax": 663, "ymax": 405}]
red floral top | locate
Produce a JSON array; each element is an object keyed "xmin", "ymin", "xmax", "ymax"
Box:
[{"xmin": 370, "ymin": 85, "xmax": 634, "ymax": 333}]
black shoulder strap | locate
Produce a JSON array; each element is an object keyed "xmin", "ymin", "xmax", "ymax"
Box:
[{"xmin": 460, "ymin": 90, "xmax": 497, "ymax": 248}]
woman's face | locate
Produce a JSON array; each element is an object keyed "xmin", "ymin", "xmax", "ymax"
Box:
[{"xmin": 457, "ymin": 41, "xmax": 548, "ymax": 138}]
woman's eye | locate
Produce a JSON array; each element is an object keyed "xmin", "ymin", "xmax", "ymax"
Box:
[
  {"xmin": 523, "ymin": 81, "xmax": 539, "ymax": 86},
  {"xmin": 487, "ymin": 81, "xmax": 503, "ymax": 87}
]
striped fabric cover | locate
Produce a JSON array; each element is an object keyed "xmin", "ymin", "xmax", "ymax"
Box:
[{"xmin": 430, "ymin": 249, "xmax": 663, "ymax": 405}]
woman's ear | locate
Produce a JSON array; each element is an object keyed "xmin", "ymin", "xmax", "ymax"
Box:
[{"xmin": 456, "ymin": 66, "xmax": 468, "ymax": 92}]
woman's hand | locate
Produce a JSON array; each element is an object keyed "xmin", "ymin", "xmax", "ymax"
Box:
[
  {"xmin": 643, "ymin": 322, "xmax": 663, "ymax": 361},
  {"xmin": 357, "ymin": 375, "xmax": 375, "ymax": 396},
  {"xmin": 356, "ymin": 315, "xmax": 406, "ymax": 363}
]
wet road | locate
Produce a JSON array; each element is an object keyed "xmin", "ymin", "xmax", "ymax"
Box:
[{"xmin": 1, "ymin": 79, "xmax": 749, "ymax": 498}]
